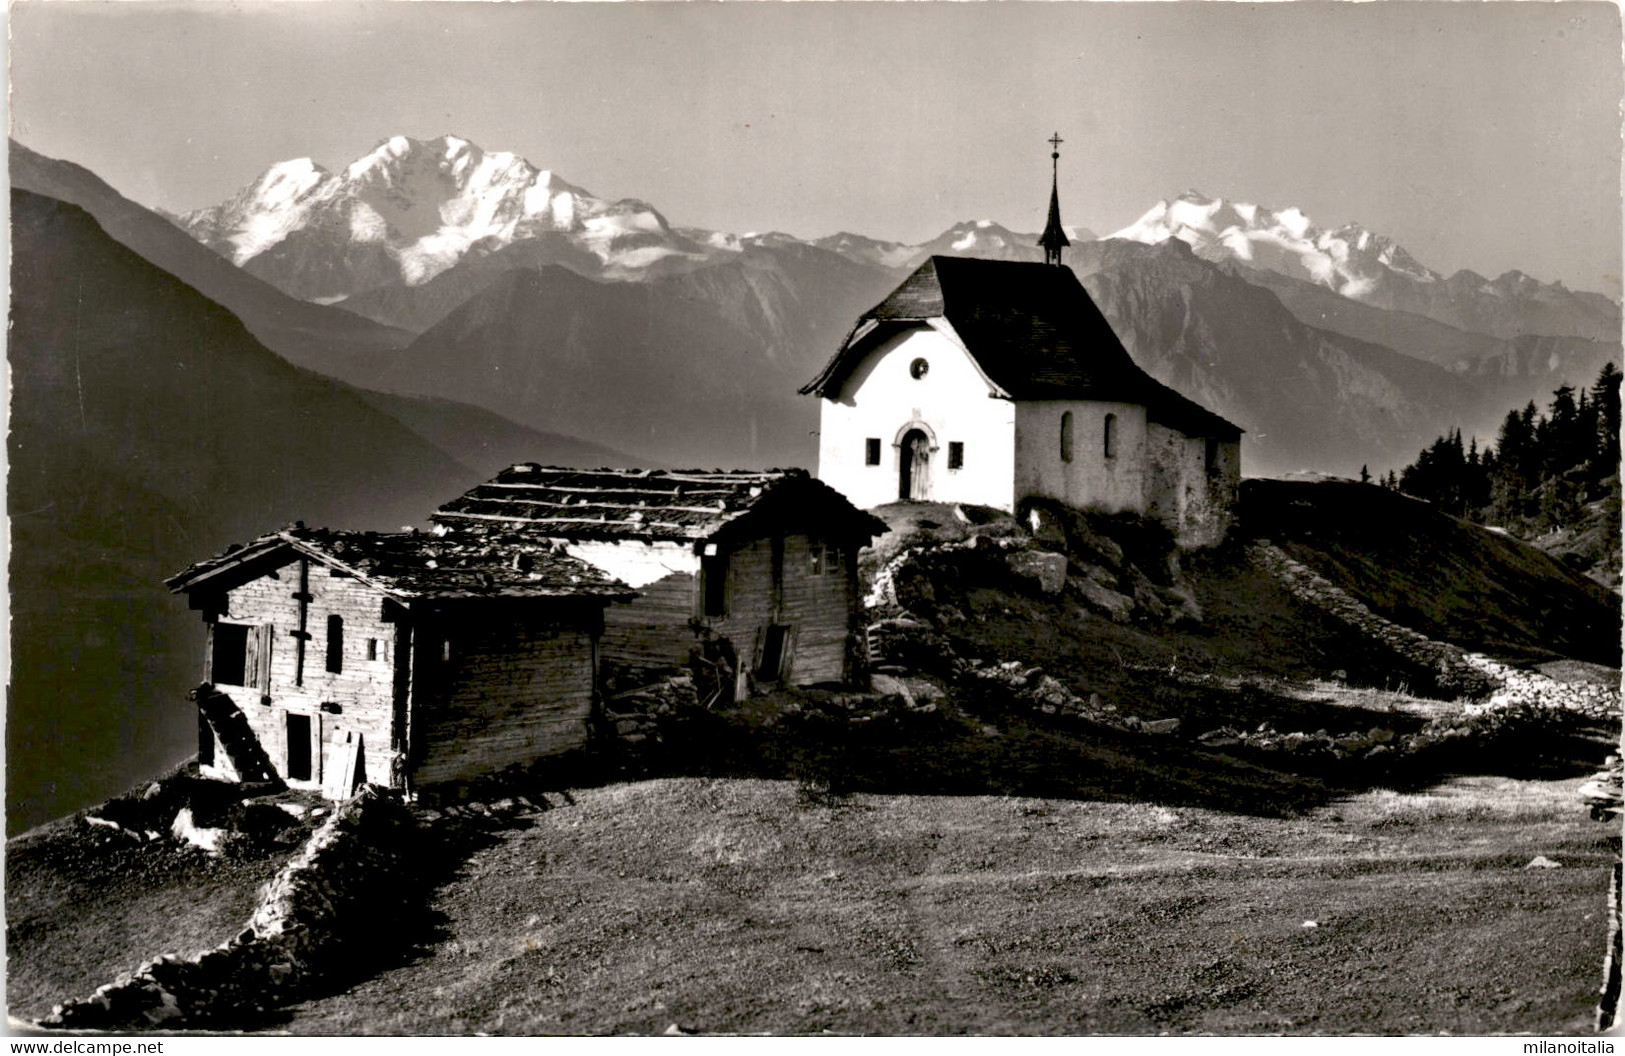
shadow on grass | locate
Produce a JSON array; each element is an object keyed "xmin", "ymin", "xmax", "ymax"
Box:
[
  {"xmin": 607, "ymin": 687, "xmax": 1614, "ymax": 820},
  {"xmin": 230, "ymin": 804, "xmax": 537, "ymax": 1032}
]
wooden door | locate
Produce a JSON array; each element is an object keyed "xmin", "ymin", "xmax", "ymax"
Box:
[
  {"xmin": 900, "ymin": 429, "xmax": 931, "ymax": 501},
  {"xmin": 286, "ymin": 713, "xmax": 312, "ymax": 782}
]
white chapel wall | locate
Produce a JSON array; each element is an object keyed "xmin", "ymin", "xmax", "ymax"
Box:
[
  {"xmin": 1014, "ymin": 399, "xmax": 1149, "ymax": 516},
  {"xmin": 816, "ymin": 325, "xmax": 1017, "ymax": 510}
]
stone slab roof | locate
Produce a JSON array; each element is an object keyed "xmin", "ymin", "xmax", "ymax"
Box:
[
  {"xmin": 431, "ymin": 466, "xmax": 889, "ymax": 546},
  {"xmin": 166, "ymin": 526, "xmax": 634, "ymax": 602},
  {"xmin": 800, "ymin": 255, "xmax": 1241, "ymax": 440}
]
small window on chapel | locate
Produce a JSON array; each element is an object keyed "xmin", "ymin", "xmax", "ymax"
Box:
[
  {"xmin": 948, "ymin": 442, "xmax": 964, "ymax": 470},
  {"xmin": 1205, "ymin": 438, "xmax": 1221, "ymax": 474},
  {"xmin": 1060, "ymin": 412, "xmax": 1074, "ymax": 463},
  {"xmin": 909, "ymin": 358, "xmax": 930, "ymax": 379},
  {"xmin": 1104, "ymin": 413, "xmax": 1119, "ymax": 460},
  {"xmin": 865, "ymin": 438, "xmax": 882, "ymax": 465}
]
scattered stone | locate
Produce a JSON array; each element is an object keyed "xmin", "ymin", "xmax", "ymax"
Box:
[
  {"xmin": 276, "ymin": 803, "xmax": 309, "ymax": 818},
  {"xmin": 1006, "ymin": 550, "xmax": 1068, "ymax": 595},
  {"xmin": 170, "ymin": 808, "xmax": 224, "ymax": 854},
  {"xmin": 870, "ymin": 674, "xmax": 917, "ymax": 708},
  {"xmin": 902, "ymin": 678, "xmax": 946, "ymax": 703},
  {"xmin": 85, "ymin": 815, "xmax": 120, "ymax": 830},
  {"xmin": 1074, "ymin": 577, "xmax": 1135, "ymax": 622},
  {"xmin": 1525, "ymin": 856, "xmax": 1563, "ymax": 869},
  {"xmin": 1141, "ymin": 718, "xmax": 1181, "ymax": 735}
]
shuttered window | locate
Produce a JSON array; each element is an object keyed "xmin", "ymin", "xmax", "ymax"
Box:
[
  {"xmin": 326, "ymin": 615, "xmax": 344, "ymax": 673},
  {"xmin": 865, "ymin": 438, "xmax": 882, "ymax": 465},
  {"xmin": 244, "ymin": 624, "xmax": 274, "ymax": 693},
  {"xmin": 211, "ymin": 623, "xmax": 249, "ymax": 687},
  {"xmin": 701, "ymin": 553, "xmax": 728, "ymax": 616}
]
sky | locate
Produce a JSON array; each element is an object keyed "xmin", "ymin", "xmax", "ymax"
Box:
[{"xmin": 9, "ymin": 1, "xmax": 1623, "ymax": 294}]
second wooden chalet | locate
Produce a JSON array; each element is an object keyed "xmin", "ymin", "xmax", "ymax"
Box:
[{"xmin": 432, "ymin": 467, "xmax": 889, "ymax": 699}]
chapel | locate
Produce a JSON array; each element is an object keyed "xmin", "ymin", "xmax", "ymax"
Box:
[{"xmin": 800, "ymin": 136, "xmax": 1242, "ymax": 548}]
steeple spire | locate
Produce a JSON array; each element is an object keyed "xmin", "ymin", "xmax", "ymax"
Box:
[{"xmin": 1038, "ymin": 132, "xmax": 1070, "ymax": 266}]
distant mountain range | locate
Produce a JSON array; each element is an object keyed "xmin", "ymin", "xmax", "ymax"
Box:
[
  {"xmin": 1111, "ymin": 191, "xmax": 1620, "ymax": 343},
  {"xmin": 158, "ymin": 134, "xmax": 1619, "ymax": 476}
]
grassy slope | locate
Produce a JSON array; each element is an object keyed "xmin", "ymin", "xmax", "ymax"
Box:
[
  {"xmin": 12, "ymin": 496, "xmax": 1616, "ymax": 1033},
  {"xmin": 277, "ymin": 775, "xmax": 1611, "ymax": 1036},
  {"xmin": 1242, "ymin": 478, "xmax": 1622, "ymax": 667},
  {"xmin": 6, "ymin": 827, "xmax": 294, "ymax": 1023},
  {"xmin": 862, "ymin": 502, "xmax": 1487, "ymax": 716},
  {"xmin": 262, "ymin": 501, "xmax": 1616, "ymax": 1035}
]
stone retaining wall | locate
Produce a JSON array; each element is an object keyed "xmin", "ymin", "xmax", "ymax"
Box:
[
  {"xmin": 1250, "ymin": 541, "xmax": 1620, "ymax": 717},
  {"xmin": 43, "ymin": 784, "xmax": 414, "ymax": 1031},
  {"xmin": 1249, "ymin": 542, "xmax": 1498, "ymax": 699},
  {"xmin": 1460, "ymin": 653, "xmax": 1621, "ymax": 720}
]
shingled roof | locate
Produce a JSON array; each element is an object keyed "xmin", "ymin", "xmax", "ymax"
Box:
[
  {"xmin": 166, "ymin": 527, "xmax": 634, "ymax": 602},
  {"xmin": 431, "ymin": 466, "xmax": 888, "ymax": 546},
  {"xmin": 800, "ymin": 256, "xmax": 1241, "ymax": 439}
]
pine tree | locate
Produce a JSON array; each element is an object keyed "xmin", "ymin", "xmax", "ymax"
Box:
[
  {"xmin": 1592, "ymin": 361, "xmax": 1621, "ymax": 477},
  {"xmin": 1394, "ymin": 360, "xmax": 1622, "ymax": 584}
]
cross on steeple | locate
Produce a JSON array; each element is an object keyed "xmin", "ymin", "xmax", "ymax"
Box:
[{"xmin": 1038, "ymin": 131, "xmax": 1070, "ymax": 266}]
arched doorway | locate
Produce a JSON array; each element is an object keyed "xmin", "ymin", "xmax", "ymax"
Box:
[{"xmin": 899, "ymin": 428, "xmax": 932, "ymax": 501}]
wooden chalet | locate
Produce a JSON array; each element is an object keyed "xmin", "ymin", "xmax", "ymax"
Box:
[
  {"xmin": 432, "ymin": 467, "xmax": 889, "ymax": 698},
  {"xmin": 166, "ymin": 526, "xmax": 633, "ymax": 797}
]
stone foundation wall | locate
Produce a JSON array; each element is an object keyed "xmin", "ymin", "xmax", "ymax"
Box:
[{"xmin": 43, "ymin": 785, "xmax": 415, "ymax": 1031}]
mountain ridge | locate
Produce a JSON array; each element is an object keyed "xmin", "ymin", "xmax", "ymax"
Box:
[{"xmin": 1110, "ymin": 191, "xmax": 1619, "ymax": 343}]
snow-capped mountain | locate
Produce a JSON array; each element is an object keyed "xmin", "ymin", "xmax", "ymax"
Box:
[
  {"xmin": 1110, "ymin": 192, "xmax": 1619, "ymax": 342},
  {"xmin": 179, "ymin": 135, "xmax": 1112, "ymax": 304},
  {"xmin": 180, "ymin": 135, "xmax": 713, "ymax": 300},
  {"xmin": 1111, "ymin": 192, "xmax": 1438, "ymax": 298}
]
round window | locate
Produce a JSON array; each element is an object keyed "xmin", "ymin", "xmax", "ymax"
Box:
[{"xmin": 909, "ymin": 357, "xmax": 930, "ymax": 379}]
